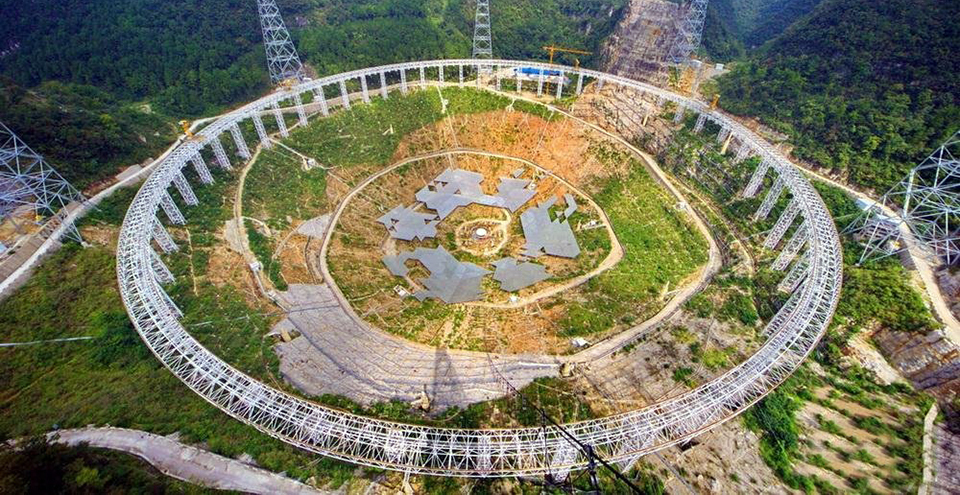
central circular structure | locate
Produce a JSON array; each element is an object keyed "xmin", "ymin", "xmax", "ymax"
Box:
[
  {"xmin": 475, "ymin": 227, "xmax": 488, "ymax": 238},
  {"xmin": 116, "ymin": 59, "xmax": 842, "ymax": 477}
]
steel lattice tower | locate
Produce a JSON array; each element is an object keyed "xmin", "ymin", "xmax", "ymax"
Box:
[
  {"xmin": 667, "ymin": 0, "xmax": 708, "ymax": 64},
  {"xmin": 257, "ymin": 0, "xmax": 305, "ymax": 84},
  {"xmin": 846, "ymin": 130, "xmax": 960, "ymax": 265},
  {"xmin": 472, "ymin": 0, "xmax": 493, "ymax": 59},
  {"xmin": 0, "ymin": 122, "xmax": 85, "ymax": 243}
]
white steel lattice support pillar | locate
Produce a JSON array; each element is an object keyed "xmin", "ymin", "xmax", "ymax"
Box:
[
  {"xmin": 516, "ymin": 70, "xmax": 522, "ymax": 94},
  {"xmin": 152, "ymin": 218, "xmax": 178, "ymax": 253},
  {"xmin": 476, "ymin": 64, "xmax": 482, "ymax": 88},
  {"xmin": 693, "ymin": 113, "xmax": 706, "ymax": 133},
  {"xmin": 555, "ymin": 72, "xmax": 565, "ymax": 100},
  {"xmin": 537, "ymin": 70, "xmax": 545, "ymax": 97},
  {"xmin": 379, "ymin": 73, "xmax": 388, "ymax": 99},
  {"xmin": 734, "ymin": 143, "xmax": 751, "ymax": 163},
  {"xmin": 400, "ymin": 69, "xmax": 409, "ymax": 94},
  {"xmin": 160, "ymin": 190, "xmax": 185, "ymax": 225},
  {"xmin": 673, "ymin": 105, "xmax": 685, "ymax": 124},
  {"xmin": 293, "ymin": 93, "xmax": 308, "ymax": 126},
  {"xmin": 472, "ymin": 0, "xmax": 492, "ymax": 59},
  {"xmin": 360, "ymin": 76, "xmax": 370, "ymax": 104},
  {"xmin": 742, "ymin": 160, "xmax": 771, "ymax": 198},
  {"xmin": 252, "ymin": 113, "xmax": 271, "ymax": 149},
  {"xmin": 765, "ymin": 199, "xmax": 800, "ymax": 249},
  {"xmin": 772, "ymin": 223, "xmax": 808, "ymax": 271},
  {"xmin": 778, "ymin": 251, "xmax": 811, "ymax": 293},
  {"xmin": 549, "ymin": 443, "xmax": 579, "ymax": 483},
  {"xmin": 256, "ymin": 0, "xmax": 304, "ymax": 84},
  {"xmin": 339, "ymin": 80, "xmax": 350, "ymax": 109},
  {"xmin": 667, "ymin": 0, "xmax": 709, "ymax": 65},
  {"xmin": 597, "ymin": 77, "xmax": 605, "ymax": 91},
  {"xmin": 717, "ymin": 128, "xmax": 730, "ymax": 144},
  {"xmin": 150, "ymin": 247, "xmax": 175, "ymax": 285},
  {"xmin": 315, "ymin": 88, "xmax": 330, "ymax": 116},
  {"xmin": 438, "ymin": 66, "xmax": 444, "ymax": 83},
  {"xmin": 754, "ymin": 177, "xmax": 784, "ymax": 221},
  {"xmin": 272, "ymin": 103, "xmax": 289, "ymax": 138},
  {"xmin": 576, "ymin": 73, "xmax": 584, "ymax": 95},
  {"xmin": 230, "ymin": 124, "xmax": 251, "ymax": 159},
  {"xmin": 173, "ymin": 172, "xmax": 198, "ymax": 206},
  {"xmin": 160, "ymin": 285, "xmax": 183, "ymax": 318},
  {"xmin": 495, "ymin": 66, "xmax": 501, "ymax": 91},
  {"xmin": 459, "ymin": 65, "xmax": 464, "ymax": 87},
  {"xmin": 419, "ymin": 67, "xmax": 426, "ymax": 87},
  {"xmin": 191, "ymin": 151, "xmax": 215, "ymax": 184},
  {"xmin": 209, "ymin": 140, "xmax": 230, "ymax": 172}
]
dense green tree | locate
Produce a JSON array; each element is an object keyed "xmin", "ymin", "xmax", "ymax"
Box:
[
  {"xmin": 717, "ymin": 0, "xmax": 960, "ymax": 192},
  {"xmin": 0, "ymin": 436, "xmax": 213, "ymax": 493},
  {"xmin": 0, "ymin": 78, "xmax": 174, "ymax": 187}
]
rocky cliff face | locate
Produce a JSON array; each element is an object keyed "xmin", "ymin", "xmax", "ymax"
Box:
[{"xmin": 874, "ymin": 328, "xmax": 960, "ymax": 402}]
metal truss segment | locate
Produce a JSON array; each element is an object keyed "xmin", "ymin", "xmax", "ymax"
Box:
[
  {"xmin": 257, "ymin": 0, "xmax": 304, "ymax": 84},
  {"xmin": 765, "ymin": 198, "xmax": 800, "ymax": 249},
  {"xmin": 779, "ymin": 251, "xmax": 811, "ymax": 293},
  {"xmin": 292, "ymin": 92, "xmax": 308, "ymax": 126},
  {"xmin": 0, "ymin": 121, "xmax": 86, "ymax": 243},
  {"xmin": 272, "ymin": 103, "xmax": 289, "ymax": 138},
  {"xmin": 693, "ymin": 113, "xmax": 706, "ymax": 133},
  {"xmin": 150, "ymin": 247, "xmax": 175, "ymax": 285},
  {"xmin": 754, "ymin": 177, "xmax": 784, "ymax": 220},
  {"xmin": 230, "ymin": 124, "xmax": 251, "ymax": 159},
  {"xmin": 159, "ymin": 190, "xmax": 185, "ymax": 225},
  {"xmin": 772, "ymin": 223, "xmax": 808, "ymax": 271},
  {"xmin": 173, "ymin": 172, "xmax": 198, "ymax": 206},
  {"xmin": 152, "ymin": 217, "xmax": 178, "ymax": 253},
  {"xmin": 846, "ymin": 130, "xmax": 960, "ymax": 265},
  {"xmin": 252, "ymin": 113, "xmax": 271, "ymax": 149},
  {"xmin": 208, "ymin": 141, "xmax": 229, "ymax": 173},
  {"xmin": 742, "ymin": 160, "xmax": 770, "ymax": 199},
  {"xmin": 472, "ymin": 0, "xmax": 492, "ymax": 59}
]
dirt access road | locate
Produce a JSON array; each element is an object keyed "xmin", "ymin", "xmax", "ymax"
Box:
[{"xmin": 44, "ymin": 427, "xmax": 326, "ymax": 494}]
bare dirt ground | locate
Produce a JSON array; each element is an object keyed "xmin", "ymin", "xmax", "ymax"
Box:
[{"xmin": 323, "ymin": 109, "xmax": 692, "ymax": 354}]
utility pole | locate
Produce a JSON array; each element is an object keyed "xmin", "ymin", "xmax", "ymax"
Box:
[
  {"xmin": 257, "ymin": 0, "xmax": 305, "ymax": 85},
  {"xmin": 472, "ymin": 0, "xmax": 493, "ymax": 59}
]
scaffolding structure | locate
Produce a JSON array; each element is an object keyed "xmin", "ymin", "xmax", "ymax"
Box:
[
  {"xmin": 0, "ymin": 122, "xmax": 85, "ymax": 244},
  {"xmin": 608, "ymin": 0, "xmax": 681, "ymax": 86},
  {"xmin": 606, "ymin": 0, "xmax": 710, "ymax": 89},
  {"xmin": 472, "ymin": 0, "xmax": 493, "ymax": 59},
  {"xmin": 667, "ymin": 0, "xmax": 709, "ymax": 64},
  {"xmin": 257, "ymin": 0, "xmax": 305, "ymax": 84},
  {"xmin": 845, "ymin": 130, "xmax": 960, "ymax": 265}
]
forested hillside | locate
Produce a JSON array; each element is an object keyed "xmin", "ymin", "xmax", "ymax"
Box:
[
  {"xmin": 0, "ymin": 79, "xmax": 174, "ymax": 187},
  {"xmin": 295, "ymin": 0, "xmax": 626, "ymax": 76},
  {"xmin": 701, "ymin": 0, "xmax": 823, "ymax": 59},
  {"xmin": 716, "ymin": 0, "xmax": 960, "ymax": 191},
  {"xmin": 0, "ymin": 0, "xmax": 623, "ymax": 187}
]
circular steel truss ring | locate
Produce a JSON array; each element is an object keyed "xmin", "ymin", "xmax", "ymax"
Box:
[{"xmin": 116, "ymin": 59, "xmax": 842, "ymax": 477}]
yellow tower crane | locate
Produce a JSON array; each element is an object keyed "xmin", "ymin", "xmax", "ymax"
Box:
[
  {"xmin": 542, "ymin": 45, "xmax": 592, "ymax": 69},
  {"xmin": 179, "ymin": 120, "xmax": 194, "ymax": 139}
]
